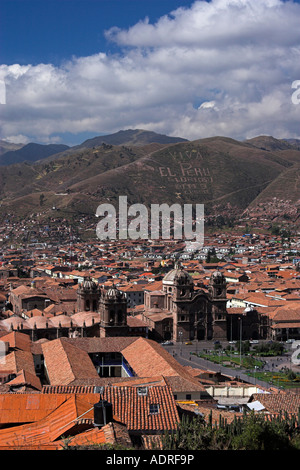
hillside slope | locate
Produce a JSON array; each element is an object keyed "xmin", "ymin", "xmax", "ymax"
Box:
[
  {"xmin": 0, "ymin": 143, "xmax": 70, "ymax": 166},
  {"xmin": 75, "ymin": 128, "xmax": 188, "ymax": 149},
  {"xmin": 0, "ymin": 135, "xmax": 298, "ymax": 226}
]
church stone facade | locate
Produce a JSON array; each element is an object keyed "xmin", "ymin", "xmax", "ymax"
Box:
[
  {"xmin": 77, "ymin": 277, "xmax": 128, "ymax": 337},
  {"xmin": 143, "ymin": 263, "xmax": 228, "ymax": 342},
  {"xmin": 77, "ymin": 263, "xmax": 228, "ymax": 342}
]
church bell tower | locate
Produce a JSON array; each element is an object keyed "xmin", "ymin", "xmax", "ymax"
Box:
[
  {"xmin": 208, "ymin": 270, "xmax": 227, "ymax": 340},
  {"xmin": 99, "ymin": 286, "xmax": 128, "ymax": 337}
]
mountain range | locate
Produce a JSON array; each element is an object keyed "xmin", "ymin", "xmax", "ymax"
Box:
[
  {"xmin": 0, "ymin": 142, "xmax": 70, "ymax": 166},
  {"xmin": 0, "ymin": 129, "xmax": 187, "ymax": 166},
  {"xmin": 0, "ymin": 129, "xmax": 299, "ymax": 228}
]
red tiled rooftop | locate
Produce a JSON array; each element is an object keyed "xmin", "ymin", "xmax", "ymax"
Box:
[
  {"xmin": 250, "ymin": 392, "xmax": 300, "ymax": 415},
  {"xmin": 41, "ymin": 338, "xmax": 100, "ymax": 385},
  {"xmin": 0, "ymin": 384, "xmax": 179, "ymax": 449},
  {"xmin": 0, "ymin": 331, "xmax": 32, "ymax": 352},
  {"xmin": 0, "ymin": 349, "xmax": 36, "ymax": 375}
]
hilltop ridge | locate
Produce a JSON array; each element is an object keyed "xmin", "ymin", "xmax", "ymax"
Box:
[{"xmin": 0, "ymin": 132, "xmax": 299, "ymax": 228}]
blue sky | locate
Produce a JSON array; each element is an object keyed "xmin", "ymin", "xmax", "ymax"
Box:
[
  {"xmin": 0, "ymin": 0, "xmax": 195, "ymax": 66},
  {"xmin": 0, "ymin": 0, "xmax": 300, "ymax": 146}
]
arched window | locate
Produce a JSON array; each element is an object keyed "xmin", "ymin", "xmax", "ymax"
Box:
[
  {"xmin": 117, "ymin": 309, "xmax": 123, "ymax": 324},
  {"xmin": 109, "ymin": 310, "xmax": 115, "ymax": 324}
]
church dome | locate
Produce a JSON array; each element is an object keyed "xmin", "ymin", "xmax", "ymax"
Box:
[
  {"xmin": 80, "ymin": 276, "xmax": 98, "ymax": 292},
  {"xmin": 105, "ymin": 286, "xmax": 124, "ymax": 301},
  {"xmin": 163, "ymin": 261, "xmax": 193, "ymax": 285},
  {"xmin": 210, "ymin": 270, "xmax": 225, "ymax": 283}
]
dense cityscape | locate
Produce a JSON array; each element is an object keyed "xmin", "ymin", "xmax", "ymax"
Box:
[
  {"xmin": 0, "ymin": 208, "xmax": 300, "ymax": 450},
  {"xmin": 1, "ymin": 0, "xmax": 300, "ymax": 456}
]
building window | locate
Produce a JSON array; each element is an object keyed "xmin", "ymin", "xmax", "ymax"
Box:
[
  {"xmin": 149, "ymin": 404, "xmax": 160, "ymax": 414},
  {"xmin": 186, "ymin": 394, "xmax": 191, "ymax": 400},
  {"xmin": 137, "ymin": 386, "xmax": 148, "ymax": 396}
]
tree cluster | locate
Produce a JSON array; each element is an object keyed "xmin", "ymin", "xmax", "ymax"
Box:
[{"xmin": 160, "ymin": 410, "xmax": 300, "ymax": 450}]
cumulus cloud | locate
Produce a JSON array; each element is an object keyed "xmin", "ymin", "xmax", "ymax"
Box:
[{"xmin": 0, "ymin": 0, "xmax": 300, "ymax": 144}]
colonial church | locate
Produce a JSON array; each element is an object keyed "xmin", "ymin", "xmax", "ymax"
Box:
[
  {"xmin": 141, "ymin": 262, "xmax": 228, "ymax": 342},
  {"xmin": 77, "ymin": 277, "xmax": 128, "ymax": 338},
  {"xmin": 77, "ymin": 262, "xmax": 228, "ymax": 342}
]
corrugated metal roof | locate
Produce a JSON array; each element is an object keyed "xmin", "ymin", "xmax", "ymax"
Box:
[
  {"xmin": 0, "ymin": 394, "xmax": 97, "ymax": 448},
  {"xmin": 0, "ymin": 384, "xmax": 179, "ymax": 449}
]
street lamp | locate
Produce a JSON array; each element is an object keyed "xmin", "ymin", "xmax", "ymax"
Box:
[
  {"xmin": 239, "ymin": 316, "xmax": 243, "ymax": 367},
  {"xmin": 254, "ymin": 365, "xmax": 258, "ymax": 385}
]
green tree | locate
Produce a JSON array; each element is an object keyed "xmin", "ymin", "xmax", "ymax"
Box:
[
  {"xmin": 161, "ymin": 410, "xmax": 299, "ymax": 451},
  {"xmin": 232, "ymin": 412, "xmax": 292, "ymax": 450}
]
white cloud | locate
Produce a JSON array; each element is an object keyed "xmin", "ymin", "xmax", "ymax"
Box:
[
  {"xmin": 199, "ymin": 101, "xmax": 217, "ymax": 110},
  {"xmin": 0, "ymin": 79, "xmax": 5, "ymax": 105},
  {"xmin": 2, "ymin": 134, "xmax": 30, "ymax": 145},
  {"xmin": 0, "ymin": 0, "xmax": 300, "ymax": 144}
]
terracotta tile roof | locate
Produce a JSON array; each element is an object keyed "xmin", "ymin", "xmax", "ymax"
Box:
[
  {"xmin": 0, "ymin": 394, "xmax": 99, "ymax": 449},
  {"xmin": 25, "ymin": 316, "xmax": 51, "ymax": 329},
  {"xmin": 0, "ymin": 317, "xmax": 30, "ymax": 331},
  {"xmin": 120, "ymin": 283, "xmax": 147, "ymax": 292},
  {"xmin": 0, "ymin": 331, "xmax": 32, "ymax": 352},
  {"xmin": 164, "ymin": 375, "xmax": 205, "ymax": 393},
  {"xmin": 238, "ymin": 292, "xmax": 286, "ymax": 307},
  {"xmin": 62, "ymin": 336, "xmax": 138, "ymax": 354},
  {"xmin": 177, "ymin": 401, "xmax": 244, "ymax": 425},
  {"xmin": 0, "ymin": 350, "xmax": 36, "ymax": 375},
  {"xmin": 121, "ymin": 337, "xmax": 206, "ymax": 391},
  {"xmin": 144, "ymin": 281, "xmax": 163, "ymax": 291},
  {"xmin": 7, "ymin": 369, "xmax": 42, "ymax": 391},
  {"xmin": 250, "ymin": 391, "xmax": 300, "ymax": 415},
  {"xmin": 55, "ymin": 422, "xmax": 130, "ymax": 449},
  {"xmin": 0, "ymin": 383, "xmax": 179, "ymax": 439},
  {"xmin": 41, "ymin": 338, "xmax": 100, "ymax": 385},
  {"xmin": 1, "ymin": 311, "xmax": 101, "ymax": 331},
  {"xmin": 271, "ymin": 322, "xmax": 300, "ymax": 329},
  {"xmin": 127, "ymin": 316, "xmax": 148, "ymax": 328},
  {"xmin": 26, "ymin": 308, "xmax": 44, "ymax": 317},
  {"xmin": 70, "ymin": 311, "xmax": 100, "ymax": 327},
  {"xmin": 107, "ymin": 385, "xmax": 179, "ymax": 431},
  {"xmin": 108, "ymin": 376, "xmax": 168, "ymax": 388},
  {"xmin": 42, "ymin": 385, "xmax": 179, "ymax": 432},
  {"xmin": 42, "ymin": 375, "xmax": 168, "ymax": 391},
  {"xmin": 269, "ymin": 305, "xmax": 300, "ymax": 322}
]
